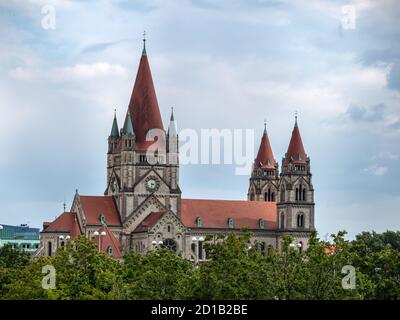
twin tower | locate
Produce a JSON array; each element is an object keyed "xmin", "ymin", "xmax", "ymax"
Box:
[{"xmin": 248, "ymin": 118, "xmax": 315, "ymax": 232}]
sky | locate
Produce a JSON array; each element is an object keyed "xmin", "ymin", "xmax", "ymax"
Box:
[{"xmin": 0, "ymin": 0, "xmax": 399, "ymax": 239}]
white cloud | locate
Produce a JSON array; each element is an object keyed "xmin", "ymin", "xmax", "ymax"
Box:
[
  {"xmin": 362, "ymin": 165, "xmax": 388, "ymax": 176},
  {"xmin": 372, "ymin": 151, "xmax": 399, "ymax": 160},
  {"xmin": 55, "ymin": 63, "xmax": 128, "ymax": 79},
  {"xmin": 8, "ymin": 63, "xmax": 129, "ymax": 81}
]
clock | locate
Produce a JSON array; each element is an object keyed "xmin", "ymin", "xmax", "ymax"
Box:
[
  {"xmin": 147, "ymin": 179, "xmax": 157, "ymax": 190},
  {"xmin": 145, "ymin": 176, "xmax": 160, "ymax": 192}
]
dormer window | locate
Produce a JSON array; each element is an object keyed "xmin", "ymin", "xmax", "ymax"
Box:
[
  {"xmin": 107, "ymin": 246, "xmax": 113, "ymax": 255},
  {"xmin": 298, "ymin": 153, "xmax": 302, "ymax": 161},
  {"xmin": 227, "ymin": 218, "xmax": 234, "ymax": 228},
  {"xmin": 99, "ymin": 214, "xmax": 106, "ymax": 225},
  {"xmin": 267, "ymin": 159, "xmax": 271, "ymax": 166},
  {"xmin": 259, "ymin": 219, "xmax": 265, "ymax": 229},
  {"xmin": 195, "ymin": 217, "xmax": 202, "ymax": 227}
]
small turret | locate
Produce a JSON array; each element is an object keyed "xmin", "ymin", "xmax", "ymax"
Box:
[
  {"xmin": 108, "ymin": 109, "xmax": 120, "ymax": 154},
  {"xmin": 110, "ymin": 110, "xmax": 119, "ymax": 138}
]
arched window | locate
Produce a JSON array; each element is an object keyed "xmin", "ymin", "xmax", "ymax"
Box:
[
  {"xmin": 195, "ymin": 217, "xmax": 202, "ymax": 227},
  {"xmin": 167, "ymin": 225, "xmax": 171, "ymax": 233},
  {"xmin": 280, "ymin": 212, "xmax": 285, "ymax": 229},
  {"xmin": 259, "ymin": 219, "xmax": 265, "ymax": 229},
  {"xmin": 48, "ymin": 241, "xmax": 52, "ymax": 257},
  {"xmin": 198, "ymin": 240, "xmax": 203, "ymax": 260},
  {"xmin": 107, "ymin": 246, "xmax": 113, "ymax": 255},
  {"xmin": 264, "ymin": 188, "xmax": 274, "ymax": 202},
  {"xmin": 99, "ymin": 214, "xmax": 106, "ymax": 225},
  {"xmin": 302, "ymin": 188, "xmax": 306, "ymax": 201},
  {"xmin": 295, "ymin": 187, "xmax": 299, "ymax": 201},
  {"xmin": 227, "ymin": 218, "xmax": 234, "ymax": 228},
  {"xmin": 250, "ymin": 193, "xmax": 255, "ymax": 201},
  {"xmin": 297, "ymin": 213, "xmax": 304, "ymax": 228},
  {"xmin": 280, "ymin": 187, "xmax": 285, "ymax": 202},
  {"xmin": 260, "ymin": 242, "xmax": 266, "ymax": 256}
]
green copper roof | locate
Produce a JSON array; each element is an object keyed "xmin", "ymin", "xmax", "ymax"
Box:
[
  {"xmin": 110, "ymin": 111, "xmax": 119, "ymax": 138},
  {"xmin": 123, "ymin": 112, "xmax": 134, "ymax": 135}
]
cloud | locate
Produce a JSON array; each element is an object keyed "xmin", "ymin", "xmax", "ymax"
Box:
[
  {"xmin": 372, "ymin": 151, "xmax": 399, "ymax": 161},
  {"xmin": 81, "ymin": 40, "xmax": 124, "ymax": 54},
  {"xmin": 362, "ymin": 165, "xmax": 388, "ymax": 177},
  {"xmin": 56, "ymin": 63, "xmax": 128, "ymax": 79},
  {"xmin": 387, "ymin": 62, "xmax": 400, "ymax": 92},
  {"xmin": 1, "ymin": 0, "xmax": 400, "ymax": 237},
  {"xmin": 345, "ymin": 103, "xmax": 386, "ymax": 122},
  {"xmin": 9, "ymin": 63, "xmax": 129, "ymax": 80}
]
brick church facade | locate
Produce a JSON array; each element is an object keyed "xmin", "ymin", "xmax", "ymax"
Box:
[{"xmin": 37, "ymin": 41, "xmax": 315, "ymax": 260}]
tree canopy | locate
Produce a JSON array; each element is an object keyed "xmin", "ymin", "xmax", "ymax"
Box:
[{"xmin": 0, "ymin": 230, "xmax": 399, "ymax": 300}]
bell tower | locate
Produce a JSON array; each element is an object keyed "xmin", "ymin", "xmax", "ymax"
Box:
[
  {"xmin": 105, "ymin": 38, "xmax": 181, "ymax": 225},
  {"xmin": 277, "ymin": 115, "xmax": 315, "ymax": 233}
]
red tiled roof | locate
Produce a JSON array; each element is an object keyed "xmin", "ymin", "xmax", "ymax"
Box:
[
  {"xmin": 255, "ymin": 131, "xmax": 275, "ymax": 169},
  {"xmin": 134, "ymin": 211, "xmax": 165, "ymax": 232},
  {"xmin": 80, "ymin": 195, "xmax": 121, "ymax": 226},
  {"xmin": 181, "ymin": 199, "xmax": 277, "ymax": 229},
  {"xmin": 284, "ymin": 124, "xmax": 307, "ymax": 164},
  {"xmin": 127, "ymin": 50, "xmax": 164, "ymax": 151},
  {"xmin": 324, "ymin": 245, "xmax": 336, "ymax": 255},
  {"xmin": 92, "ymin": 225, "xmax": 122, "ymax": 258},
  {"xmin": 42, "ymin": 212, "xmax": 82, "ymax": 238}
]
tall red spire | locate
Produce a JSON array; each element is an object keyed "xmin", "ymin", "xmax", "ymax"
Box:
[
  {"xmin": 284, "ymin": 114, "xmax": 307, "ymax": 164},
  {"xmin": 127, "ymin": 37, "xmax": 164, "ymax": 150},
  {"xmin": 254, "ymin": 121, "xmax": 275, "ymax": 169}
]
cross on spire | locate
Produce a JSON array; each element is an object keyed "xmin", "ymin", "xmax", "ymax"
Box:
[
  {"xmin": 295, "ymin": 110, "xmax": 298, "ymax": 127},
  {"xmin": 142, "ymin": 30, "xmax": 147, "ymax": 56}
]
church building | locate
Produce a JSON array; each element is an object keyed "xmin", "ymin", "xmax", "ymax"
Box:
[{"xmin": 37, "ymin": 41, "xmax": 315, "ymax": 261}]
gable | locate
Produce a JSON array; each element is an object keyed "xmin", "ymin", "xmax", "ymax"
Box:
[{"xmin": 79, "ymin": 195, "xmax": 121, "ymax": 226}]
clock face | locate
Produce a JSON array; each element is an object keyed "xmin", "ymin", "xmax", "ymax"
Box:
[{"xmin": 147, "ymin": 179, "xmax": 157, "ymax": 190}]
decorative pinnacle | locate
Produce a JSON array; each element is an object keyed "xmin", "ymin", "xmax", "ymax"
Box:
[
  {"xmin": 170, "ymin": 107, "xmax": 174, "ymax": 121},
  {"xmin": 142, "ymin": 30, "xmax": 147, "ymax": 55},
  {"xmin": 295, "ymin": 111, "xmax": 298, "ymax": 127},
  {"xmin": 264, "ymin": 119, "xmax": 267, "ymax": 134}
]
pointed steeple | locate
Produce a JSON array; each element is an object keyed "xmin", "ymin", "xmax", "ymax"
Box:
[
  {"xmin": 110, "ymin": 109, "xmax": 119, "ymax": 138},
  {"xmin": 123, "ymin": 111, "xmax": 134, "ymax": 135},
  {"xmin": 254, "ymin": 121, "xmax": 275, "ymax": 169},
  {"xmin": 284, "ymin": 113, "xmax": 307, "ymax": 164},
  {"xmin": 168, "ymin": 107, "xmax": 177, "ymax": 136},
  {"xmin": 127, "ymin": 36, "xmax": 164, "ymax": 149}
]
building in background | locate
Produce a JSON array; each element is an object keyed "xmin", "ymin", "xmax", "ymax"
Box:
[
  {"xmin": 37, "ymin": 40, "xmax": 315, "ymax": 260},
  {"xmin": 0, "ymin": 224, "xmax": 40, "ymax": 253}
]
